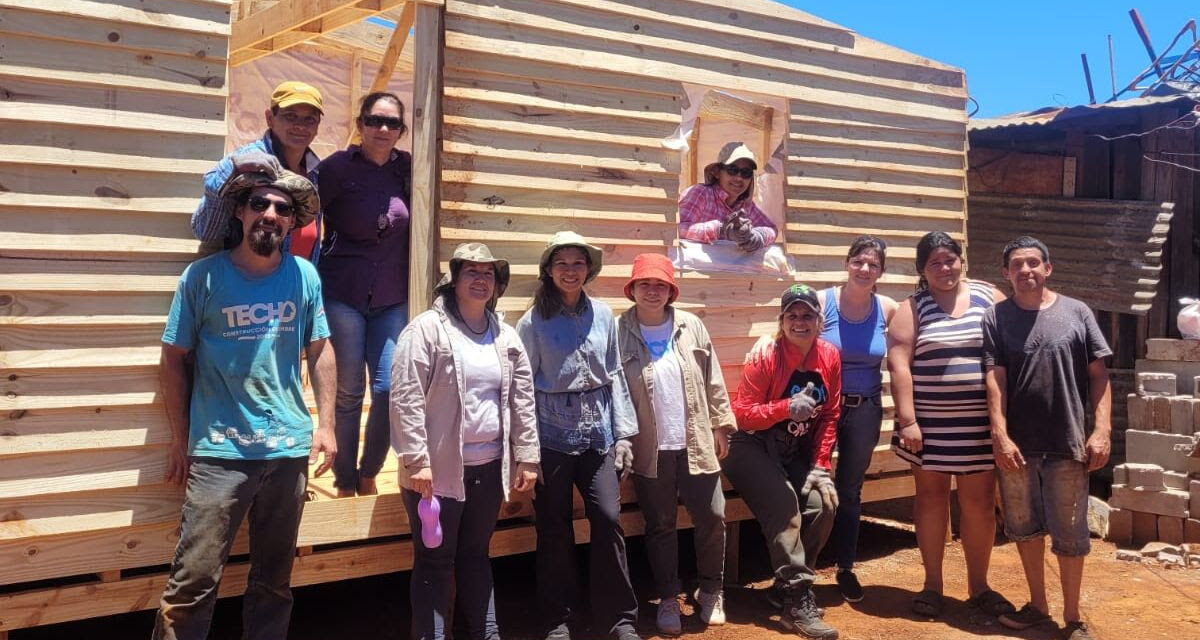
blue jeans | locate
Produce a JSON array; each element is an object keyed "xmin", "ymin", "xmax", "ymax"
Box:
[
  {"xmin": 152, "ymin": 457, "xmax": 308, "ymax": 640},
  {"xmin": 403, "ymin": 460, "xmax": 505, "ymax": 640},
  {"xmin": 998, "ymin": 455, "xmax": 1091, "ymax": 557},
  {"xmin": 831, "ymin": 394, "xmax": 883, "ymax": 571},
  {"xmin": 325, "ymin": 299, "xmax": 407, "ymax": 491}
]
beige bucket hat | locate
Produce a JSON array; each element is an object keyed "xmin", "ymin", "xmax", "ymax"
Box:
[
  {"xmin": 434, "ymin": 242, "xmax": 511, "ymax": 300},
  {"xmin": 703, "ymin": 141, "xmax": 758, "ymax": 183},
  {"xmin": 539, "ymin": 231, "xmax": 603, "ymax": 284}
]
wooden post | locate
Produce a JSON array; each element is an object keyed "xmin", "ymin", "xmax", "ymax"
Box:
[
  {"xmin": 344, "ymin": 50, "xmax": 363, "ymax": 147},
  {"xmin": 407, "ymin": 1, "xmax": 444, "ymax": 314},
  {"xmin": 723, "ymin": 521, "xmax": 740, "ymax": 585}
]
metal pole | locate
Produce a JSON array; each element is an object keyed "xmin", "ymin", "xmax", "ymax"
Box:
[{"xmin": 1081, "ymin": 53, "xmax": 1096, "ymax": 104}]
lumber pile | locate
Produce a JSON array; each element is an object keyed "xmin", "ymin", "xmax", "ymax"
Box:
[{"xmin": 1106, "ymin": 339, "xmax": 1200, "ymax": 546}]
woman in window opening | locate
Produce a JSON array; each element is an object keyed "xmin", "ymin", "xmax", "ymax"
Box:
[
  {"xmin": 722, "ymin": 284, "xmax": 841, "ymax": 640},
  {"xmin": 516, "ymin": 232, "xmax": 642, "ymax": 640},
  {"xmin": 888, "ymin": 231, "xmax": 1015, "ymax": 619},
  {"xmin": 316, "ymin": 91, "xmax": 413, "ymax": 498},
  {"xmin": 390, "ymin": 242, "xmax": 540, "ymax": 640},
  {"xmin": 617, "ymin": 253, "xmax": 736, "ymax": 636},
  {"xmin": 677, "ymin": 141, "xmax": 778, "ymax": 253}
]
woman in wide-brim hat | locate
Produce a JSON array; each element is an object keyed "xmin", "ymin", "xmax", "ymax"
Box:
[
  {"xmin": 617, "ymin": 253, "xmax": 736, "ymax": 635},
  {"xmin": 677, "ymin": 141, "xmax": 778, "ymax": 252},
  {"xmin": 515, "ymin": 231, "xmax": 642, "ymax": 640},
  {"xmin": 391, "ymin": 242, "xmax": 540, "ymax": 640}
]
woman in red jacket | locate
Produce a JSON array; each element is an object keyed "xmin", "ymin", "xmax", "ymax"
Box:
[{"xmin": 721, "ymin": 283, "xmax": 841, "ymax": 640}]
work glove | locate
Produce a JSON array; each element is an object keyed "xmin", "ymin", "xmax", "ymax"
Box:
[
  {"xmin": 613, "ymin": 438, "xmax": 634, "ymax": 481},
  {"xmin": 737, "ymin": 228, "xmax": 766, "ymax": 253},
  {"xmin": 231, "ymin": 150, "xmax": 282, "ymax": 179},
  {"xmin": 788, "ymin": 381, "xmax": 818, "ymax": 423},
  {"xmin": 721, "ymin": 213, "xmax": 753, "ymax": 243},
  {"xmin": 803, "ymin": 467, "xmax": 839, "ymax": 512}
]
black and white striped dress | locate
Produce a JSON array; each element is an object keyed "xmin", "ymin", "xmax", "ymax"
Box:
[{"xmin": 892, "ymin": 280, "xmax": 996, "ymax": 474}]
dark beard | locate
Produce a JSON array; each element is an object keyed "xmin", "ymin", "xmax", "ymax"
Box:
[{"xmin": 247, "ymin": 222, "xmax": 284, "ymax": 257}]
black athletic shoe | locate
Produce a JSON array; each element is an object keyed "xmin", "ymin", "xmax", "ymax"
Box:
[
  {"xmin": 836, "ymin": 570, "xmax": 864, "ymax": 603},
  {"xmin": 781, "ymin": 587, "xmax": 839, "ymax": 639}
]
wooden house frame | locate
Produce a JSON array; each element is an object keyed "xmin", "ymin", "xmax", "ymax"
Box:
[{"xmin": 0, "ymin": 0, "xmax": 969, "ymax": 633}]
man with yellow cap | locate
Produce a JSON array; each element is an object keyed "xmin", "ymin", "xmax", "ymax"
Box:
[{"xmin": 191, "ymin": 81, "xmax": 326, "ymax": 263}]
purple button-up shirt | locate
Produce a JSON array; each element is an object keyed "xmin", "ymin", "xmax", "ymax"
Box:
[{"xmin": 316, "ymin": 146, "xmax": 412, "ymax": 313}]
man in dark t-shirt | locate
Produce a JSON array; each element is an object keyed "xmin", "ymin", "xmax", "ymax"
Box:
[{"xmin": 981, "ymin": 236, "xmax": 1112, "ymax": 640}]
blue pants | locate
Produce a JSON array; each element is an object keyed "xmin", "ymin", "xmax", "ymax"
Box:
[
  {"xmin": 152, "ymin": 457, "xmax": 308, "ymax": 640},
  {"xmin": 325, "ymin": 299, "xmax": 407, "ymax": 491},
  {"xmin": 403, "ymin": 460, "xmax": 505, "ymax": 640},
  {"xmin": 831, "ymin": 394, "xmax": 884, "ymax": 570}
]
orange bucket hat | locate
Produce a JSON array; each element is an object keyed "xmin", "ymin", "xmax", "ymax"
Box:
[{"xmin": 624, "ymin": 253, "xmax": 679, "ymax": 304}]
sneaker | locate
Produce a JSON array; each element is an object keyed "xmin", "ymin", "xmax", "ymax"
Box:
[
  {"xmin": 544, "ymin": 623, "xmax": 572, "ymax": 640},
  {"xmin": 1063, "ymin": 621, "xmax": 1095, "ymax": 640},
  {"xmin": 780, "ymin": 587, "xmax": 839, "ymax": 639},
  {"xmin": 999, "ymin": 603, "xmax": 1053, "ymax": 630},
  {"xmin": 694, "ymin": 589, "xmax": 726, "ymax": 626},
  {"xmin": 614, "ymin": 630, "xmax": 642, "ymax": 640},
  {"xmin": 836, "ymin": 571, "xmax": 864, "ymax": 603},
  {"xmin": 656, "ymin": 597, "xmax": 682, "ymax": 636}
]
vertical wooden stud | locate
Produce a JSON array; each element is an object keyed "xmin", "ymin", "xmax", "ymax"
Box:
[{"xmin": 408, "ymin": 1, "xmax": 445, "ymax": 315}]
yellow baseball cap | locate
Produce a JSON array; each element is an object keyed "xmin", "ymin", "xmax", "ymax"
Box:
[{"xmin": 270, "ymin": 81, "xmax": 324, "ymax": 113}]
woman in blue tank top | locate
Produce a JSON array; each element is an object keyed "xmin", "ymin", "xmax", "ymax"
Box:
[{"xmin": 819, "ymin": 236, "xmax": 897, "ymax": 603}]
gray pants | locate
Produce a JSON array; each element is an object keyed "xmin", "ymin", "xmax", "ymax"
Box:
[
  {"xmin": 631, "ymin": 449, "xmax": 726, "ymax": 599},
  {"xmin": 152, "ymin": 456, "xmax": 308, "ymax": 640},
  {"xmin": 720, "ymin": 432, "xmax": 834, "ymax": 589}
]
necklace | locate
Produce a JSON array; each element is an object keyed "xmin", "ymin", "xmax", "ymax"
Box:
[{"xmin": 462, "ymin": 314, "xmax": 490, "ymax": 336}]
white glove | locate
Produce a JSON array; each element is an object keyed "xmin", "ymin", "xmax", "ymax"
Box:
[
  {"xmin": 803, "ymin": 467, "xmax": 838, "ymax": 512},
  {"xmin": 613, "ymin": 439, "xmax": 634, "ymax": 481},
  {"xmin": 788, "ymin": 382, "xmax": 818, "ymax": 423}
]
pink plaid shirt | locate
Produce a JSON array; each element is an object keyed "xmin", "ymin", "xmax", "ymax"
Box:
[{"xmin": 678, "ymin": 183, "xmax": 778, "ymax": 245}]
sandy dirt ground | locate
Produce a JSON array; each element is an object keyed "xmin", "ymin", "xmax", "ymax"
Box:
[{"xmin": 14, "ymin": 511, "xmax": 1199, "ymax": 640}]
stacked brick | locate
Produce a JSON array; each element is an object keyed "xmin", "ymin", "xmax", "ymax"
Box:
[{"xmin": 1106, "ymin": 339, "xmax": 1200, "ymax": 547}]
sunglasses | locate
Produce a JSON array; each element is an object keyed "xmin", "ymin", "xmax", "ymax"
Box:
[
  {"xmin": 247, "ymin": 195, "xmax": 296, "ymax": 217},
  {"xmin": 723, "ymin": 164, "xmax": 755, "ymax": 179},
  {"xmin": 362, "ymin": 115, "xmax": 404, "ymax": 130}
]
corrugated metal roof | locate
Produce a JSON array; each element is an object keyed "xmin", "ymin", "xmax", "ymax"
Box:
[{"xmin": 969, "ymin": 93, "xmax": 1198, "ymax": 132}]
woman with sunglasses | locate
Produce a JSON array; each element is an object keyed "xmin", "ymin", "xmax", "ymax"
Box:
[
  {"xmin": 315, "ymin": 91, "xmax": 413, "ymax": 497},
  {"xmin": 678, "ymin": 142, "xmax": 777, "ymax": 253},
  {"xmin": 516, "ymin": 232, "xmax": 641, "ymax": 640}
]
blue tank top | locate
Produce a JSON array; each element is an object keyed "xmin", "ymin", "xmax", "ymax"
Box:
[{"xmin": 820, "ymin": 287, "xmax": 886, "ymax": 395}]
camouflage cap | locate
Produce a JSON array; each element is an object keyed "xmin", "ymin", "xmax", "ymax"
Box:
[{"xmin": 219, "ymin": 154, "xmax": 319, "ymax": 229}]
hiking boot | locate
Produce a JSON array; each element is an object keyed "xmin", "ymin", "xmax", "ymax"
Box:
[
  {"xmin": 836, "ymin": 570, "xmax": 864, "ymax": 603},
  {"xmin": 543, "ymin": 623, "xmax": 572, "ymax": 640},
  {"xmin": 1063, "ymin": 621, "xmax": 1095, "ymax": 640},
  {"xmin": 694, "ymin": 589, "xmax": 726, "ymax": 626},
  {"xmin": 780, "ymin": 587, "xmax": 838, "ymax": 639},
  {"xmin": 999, "ymin": 603, "xmax": 1053, "ymax": 630},
  {"xmin": 656, "ymin": 597, "xmax": 682, "ymax": 636}
]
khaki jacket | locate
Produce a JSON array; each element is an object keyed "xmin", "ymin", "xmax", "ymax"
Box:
[
  {"xmin": 390, "ymin": 299, "xmax": 540, "ymax": 501},
  {"xmin": 618, "ymin": 307, "xmax": 736, "ymax": 477}
]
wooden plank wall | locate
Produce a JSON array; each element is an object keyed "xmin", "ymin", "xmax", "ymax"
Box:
[
  {"xmin": 0, "ymin": 0, "xmax": 230, "ymax": 588},
  {"xmin": 439, "ymin": 0, "xmax": 969, "ymax": 400}
]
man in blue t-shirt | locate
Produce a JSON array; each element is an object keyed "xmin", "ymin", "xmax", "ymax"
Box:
[{"xmin": 151, "ymin": 160, "xmax": 336, "ymax": 640}]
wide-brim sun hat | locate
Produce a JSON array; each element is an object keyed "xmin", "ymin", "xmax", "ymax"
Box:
[
  {"xmin": 434, "ymin": 242, "xmax": 511, "ymax": 299},
  {"xmin": 539, "ymin": 231, "xmax": 603, "ymax": 284},
  {"xmin": 219, "ymin": 165, "xmax": 319, "ymax": 229},
  {"xmin": 624, "ymin": 253, "xmax": 679, "ymax": 304},
  {"xmin": 703, "ymin": 141, "xmax": 758, "ymax": 183}
]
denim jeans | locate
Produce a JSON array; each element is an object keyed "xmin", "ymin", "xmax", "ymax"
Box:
[
  {"xmin": 997, "ymin": 455, "xmax": 1091, "ymax": 557},
  {"xmin": 720, "ymin": 431, "xmax": 834, "ymax": 590},
  {"xmin": 325, "ymin": 298, "xmax": 407, "ymax": 491},
  {"xmin": 152, "ymin": 456, "xmax": 308, "ymax": 640},
  {"xmin": 631, "ymin": 449, "xmax": 726, "ymax": 599},
  {"xmin": 403, "ymin": 460, "xmax": 505, "ymax": 640},
  {"xmin": 831, "ymin": 394, "xmax": 883, "ymax": 570},
  {"xmin": 535, "ymin": 448, "xmax": 638, "ymax": 636}
]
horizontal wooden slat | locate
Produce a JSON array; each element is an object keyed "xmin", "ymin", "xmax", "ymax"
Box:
[
  {"xmin": 0, "ymin": 0, "xmax": 232, "ymax": 36},
  {"xmin": 0, "ymin": 4, "xmax": 228, "ymax": 61},
  {"xmin": 0, "ymin": 405, "xmax": 169, "ymax": 457}
]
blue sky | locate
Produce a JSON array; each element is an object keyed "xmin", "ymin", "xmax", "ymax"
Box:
[{"xmin": 780, "ymin": 1, "xmax": 1197, "ymax": 117}]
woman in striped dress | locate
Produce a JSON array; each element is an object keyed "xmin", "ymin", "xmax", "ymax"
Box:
[{"xmin": 887, "ymin": 231, "xmax": 1014, "ymax": 619}]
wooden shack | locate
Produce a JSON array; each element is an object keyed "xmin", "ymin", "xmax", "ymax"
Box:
[
  {"xmin": 967, "ymin": 93, "xmax": 1199, "ymax": 473},
  {"xmin": 0, "ymin": 0, "xmax": 970, "ymax": 633}
]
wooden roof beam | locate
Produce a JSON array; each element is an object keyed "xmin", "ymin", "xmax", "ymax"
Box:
[{"xmin": 231, "ymin": 0, "xmax": 407, "ymax": 67}]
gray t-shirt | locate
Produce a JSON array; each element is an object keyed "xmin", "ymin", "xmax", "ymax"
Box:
[{"xmin": 981, "ymin": 294, "xmax": 1111, "ymax": 462}]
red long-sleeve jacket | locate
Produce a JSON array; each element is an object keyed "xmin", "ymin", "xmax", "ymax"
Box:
[{"xmin": 731, "ymin": 337, "xmax": 841, "ymax": 470}]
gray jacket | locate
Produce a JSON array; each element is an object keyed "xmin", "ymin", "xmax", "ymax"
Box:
[{"xmin": 390, "ymin": 298, "xmax": 540, "ymax": 501}]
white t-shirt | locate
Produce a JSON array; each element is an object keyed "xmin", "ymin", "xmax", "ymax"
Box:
[
  {"xmin": 447, "ymin": 320, "xmax": 504, "ymax": 465},
  {"xmin": 639, "ymin": 318, "xmax": 687, "ymax": 451}
]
